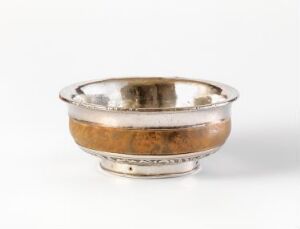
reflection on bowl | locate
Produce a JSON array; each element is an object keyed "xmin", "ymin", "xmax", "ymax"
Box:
[{"xmin": 60, "ymin": 77, "xmax": 239, "ymax": 178}]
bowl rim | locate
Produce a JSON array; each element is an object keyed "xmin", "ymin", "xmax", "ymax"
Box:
[{"xmin": 59, "ymin": 76, "xmax": 239, "ymax": 112}]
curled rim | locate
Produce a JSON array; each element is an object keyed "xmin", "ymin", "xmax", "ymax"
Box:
[{"xmin": 59, "ymin": 76, "xmax": 239, "ymax": 112}]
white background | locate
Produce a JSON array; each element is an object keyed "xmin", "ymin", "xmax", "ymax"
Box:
[{"xmin": 0, "ymin": 0, "xmax": 299, "ymax": 228}]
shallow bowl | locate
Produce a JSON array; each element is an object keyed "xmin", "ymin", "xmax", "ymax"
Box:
[{"xmin": 60, "ymin": 77, "xmax": 238, "ymax": 178}]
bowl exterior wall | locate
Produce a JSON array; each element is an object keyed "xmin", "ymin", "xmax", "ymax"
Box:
[{"xmin": 68, "ymin": 104, "xmax": 232, "ymax": 156}]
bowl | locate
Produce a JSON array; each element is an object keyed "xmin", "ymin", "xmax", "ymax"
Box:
[{"xmin": 59, "ymin": 77, "xmax": 239, "ymax": 178}]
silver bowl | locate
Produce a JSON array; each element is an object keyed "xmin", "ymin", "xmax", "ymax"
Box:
[{"xmin": 59, "ymin": 77, "xmax": 239, "ymax": 178}]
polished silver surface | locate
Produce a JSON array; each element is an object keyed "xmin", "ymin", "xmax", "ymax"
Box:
[
  {"xmin": 68, "ymin": 104, "xmax": 231, "ymax": 128},
  {"xmin": 100, "ymin": 159, "xmax": 201, "ymax": 178},
  {"xmin": 60, "ymin": 77, "xmax": 238, "ymax": 128},
  {"xmin": 81, "ymin": 146, "xmax": 218, "ymax": 178},
  {"xmin": 60, "ymin": 77, "xmax": 239, "ymax": 112},
  {"xmin": 60, "ymin": 77, "xmax": 239, "ymax": 178}
]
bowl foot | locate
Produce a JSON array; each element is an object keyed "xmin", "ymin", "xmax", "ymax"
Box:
[
  {"xmin": 80, "ymin": 146, "xmax": 218, "ymax": 178},
  {"xmin": 99, "ymin": 157, "xmax": 201, "ymax": 178}
]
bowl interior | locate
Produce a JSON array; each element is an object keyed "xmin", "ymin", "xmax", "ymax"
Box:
[{"xmin": 63, "ymin": 77, "xmax": 237, "ymax": 111}]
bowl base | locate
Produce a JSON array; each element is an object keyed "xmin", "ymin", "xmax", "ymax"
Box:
[
  {"xmin": 80, "ymin": 146, "xmax": 219, "ymax": 178},
  {"xmin": 99, "ymin": 157, "xmax": 201, "ymax": 178}
]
